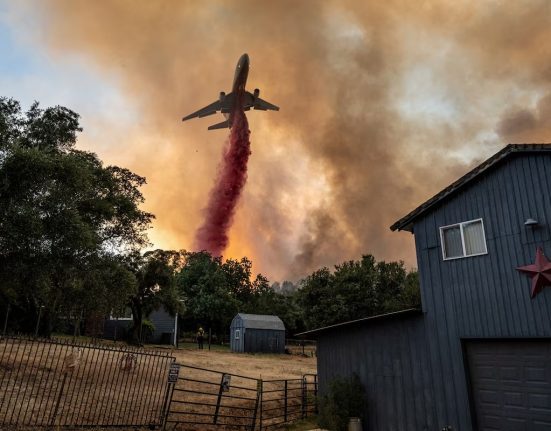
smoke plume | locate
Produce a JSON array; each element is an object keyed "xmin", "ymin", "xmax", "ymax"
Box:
[
  {"xmin": 17, "ymin": 0, "xmax": 551, "ymax": 280},
  {"xmin": 194, "ymin": 109, "xmax": 251, "ymax": 257}
]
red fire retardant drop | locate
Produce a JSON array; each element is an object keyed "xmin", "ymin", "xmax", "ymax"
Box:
[{"xmin": 194, "ymin": 109, "xmax": 251, "ymax": 257}]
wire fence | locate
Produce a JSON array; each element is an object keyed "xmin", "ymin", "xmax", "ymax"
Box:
[
  {"xmin": 260, "ymin": 374, "xmax": 317, "ymax": 430},
  {"xmin": 0, "ymin": 335, "xmax": 175, "ymax": 429},
  {"xmin": 284, "ymin": 339, "xmax": 316, "ymax": 357},
  {"xmin": 163, "ymin": 364, "xmax": 317, "ymax": 431}
]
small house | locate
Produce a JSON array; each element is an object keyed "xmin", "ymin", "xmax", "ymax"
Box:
[
  {"xmin": 230, "ymin": 313, "xmax": 285, "ymax": 353},
  {"xmin": 103, "ymin": 306, "xmax": 178, "ymax": 345}
]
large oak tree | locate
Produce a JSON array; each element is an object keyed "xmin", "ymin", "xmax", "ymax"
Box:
[{"xmin": 0, "ymin": 98, "xmax": 153, "ymax": 335}]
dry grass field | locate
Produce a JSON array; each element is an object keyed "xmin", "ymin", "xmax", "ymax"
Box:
[
  {"xmin": 170, "ymin": 345, "xmax": 317, "ymax": 380},
  {"xmin": 160, "ymin": 345, "xmax": 317, "ymax": 430},
  {"xmin": 0, "ymin": 337, "xmax": 173, "ymax": 430},
  {"xmin": 1, "ymin": 337, "xmax": 318, "ymax": 431}
]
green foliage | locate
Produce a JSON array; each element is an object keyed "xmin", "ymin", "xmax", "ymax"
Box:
[
  {"xmin": 318, "ymin": 374, "xmax": 366, "ymax": 431},
  {"xmin": 126, "ymin": 249, "xmax": 184, "ymax": 343},
  {"xmin": 245, "ymin": 276, "xmax": 305, "ymax": 335},
  {"xmin": 176, "ymin": 252, "xmax": 304, "ymax": 337},
  {"xmin": 0, "ymin": 97, "xmax": 153, "ymax": 335},
  {"xmin": 177, "ymin": 251, "xmax": 242, "ymax": 335},
  {"xmin": 134, "ymin": 318, "xmax": 155, "ymax": 342},
  {"xmin": 0, "ymin": 98, "xmax": 421, "ymax": 342},
  {"xmin": 297, "ymin": 255, "xmax": 420, "ymax": 330}
]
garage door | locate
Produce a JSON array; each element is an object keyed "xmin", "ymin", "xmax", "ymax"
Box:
[{"xmin": 466, "ymin": 340, "xmax": 551, "ymax": 431}]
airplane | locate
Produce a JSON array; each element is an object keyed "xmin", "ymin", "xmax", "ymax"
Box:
[{"xmin": 182, "ymin": 53, "xmax": 279, "ymax": 130}]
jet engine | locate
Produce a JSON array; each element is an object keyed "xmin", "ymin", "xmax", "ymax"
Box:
[
  {"xmin": 253, "ymin": 89, "xmax": 260, "ymax": 99},
  {"xmin": 219, "ymin": 92, "xmax": 226, "ymax": 103}
]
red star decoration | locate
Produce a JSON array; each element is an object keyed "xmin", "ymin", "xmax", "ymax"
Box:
[{"xmin": 516, "ymin": 247, "xmax": 551, "ymax": 299}]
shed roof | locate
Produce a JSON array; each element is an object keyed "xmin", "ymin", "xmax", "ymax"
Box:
[
  {"xmin": 390, "ymin": 144, "xmax": 551, "ymax": 232},
  {"xmin": 234, "ymin": 313, "xmax": 285, "ymax": 330},
  {"xmin": 295, "ymin": 308, "xmax": 422, "ymax": 338}
]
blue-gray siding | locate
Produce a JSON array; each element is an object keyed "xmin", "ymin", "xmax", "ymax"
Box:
[
  {"xmin": 318, "ymin": 315, "xmax": 436, "ymax": 431},
  {"xmin": 413, "ymin": 153, "xmax": 551, "ymax": 429},
  {"xmin": 230, "ymin": 315, "xmax": 244, "ymax": 352},
  {"xmin": 148, "ymin": 308, "xmax": 177, "ymax": 344},
  {"xmin": 103, "ymin": 307, "xmax": 176, "ymax": 344},
  {"xmin": 317, "ymin": 152, "xmax": 551, "ymax": 430},
  {"xmin": 230, "ymin": 314, "xmax": 285, "ymax": 353}
]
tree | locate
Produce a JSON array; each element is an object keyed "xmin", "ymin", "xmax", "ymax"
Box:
[
  {"xmin": 126, "ymin": 249, "xmax": 184, "ymax": 343},
  {"xmin": 177, "ymin": 251, "xmax": 240, "ymax": 337},
  {"xmin": 0, "ymin": 98, "xmax": 153, "ymax": 335},
  {"xmin": 246, "ymin": 275, "xmax": 305, "ymax": 335},
  {"xmin": 297, "ymin": 254, "xmax": 420, "ymax": 330}
]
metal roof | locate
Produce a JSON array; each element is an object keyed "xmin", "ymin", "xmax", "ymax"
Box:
[
  {"xmin": 295, "ymin": 308, "xmax": 422, "ymax": 337},
  {"xmin": 234, "ymin": 313, "xmax": 285, "ymax": 331},
  {"xmin": 390, "ymin": 144, "xmax": 551, "ymax": 232}
]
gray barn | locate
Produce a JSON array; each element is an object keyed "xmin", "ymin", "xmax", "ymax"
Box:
[
  {"xmin": 299, "ymin": 144, "xmax": 551, "ymax": 430},
  {"xmin": 230, "ymin": 313, "xmax": 285, "ymax": 353}
]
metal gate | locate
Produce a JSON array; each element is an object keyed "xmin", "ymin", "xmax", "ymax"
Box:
[
  {"xmin": 0, "ymin": 335, "xmax": 175, "ymax": 429},
  {"xmin": 163, "ymin": 364, "xmax": 261, "ymax": 430},
  {"xmin": 163, "ymin": 365, "xmax": 317, "ymax": 430}
]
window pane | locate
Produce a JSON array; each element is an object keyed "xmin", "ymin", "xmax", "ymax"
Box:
[
  {"xmin": 443, "ymin": 226, "xmax": 463, "ymax": 258},
  {"xmin": 463, "ymin": 220, "xmax": 486, "ymax": 255}
]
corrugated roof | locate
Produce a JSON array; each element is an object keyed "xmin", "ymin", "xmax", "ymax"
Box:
[
  {"xmin": 390, "ymin": 144, "xmax": 551, "ymax": 232},
  {"xmin": 235, "ymin": 313, "xmax": 286, "ymax": 330},
  {"xmin": 295, "ymin": 308, "xmax": 422, "ymax": 337}
]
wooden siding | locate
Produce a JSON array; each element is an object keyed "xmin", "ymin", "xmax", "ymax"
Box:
[
  {"xmin": 102, "ymin": 307, "xmax": 176, "ymax": 344},
  {"xmin": 243, "ymin": 329, "xmax": 285, "ymax": 353},
  {"xmin": 230, "ymin": 314, "xmax": 286, "ymax": 353},
  {"xmin": 148, "ymin": 308, "xmax": 177, "ymax": 345},
  {"xmin": 317, "ymin": 315, "xmax": 436, "ymax": 431},
  {"xmin": 230, "ymin": 315, "xmax": 244, "ymax": 352},
  {"xmin": 413, "ymin": 153, "xmax": 551, "ymax": 429}
]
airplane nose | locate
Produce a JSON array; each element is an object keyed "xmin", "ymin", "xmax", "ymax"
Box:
[{"xmin": 242, "ymin": 53, "xmax": 250, "ymax": 66}]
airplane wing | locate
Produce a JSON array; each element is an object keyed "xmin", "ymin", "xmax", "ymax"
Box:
[
  {"xmin": 253, "ymin": 97, "xmax": 279, "ymax": 111},
  {"xmin": 244, "ymin": 91, "xmax": 279, "ymax": 111},
  {"xmin": 182, "ymin": 93, "xmax": 235, "ymax": 121}
]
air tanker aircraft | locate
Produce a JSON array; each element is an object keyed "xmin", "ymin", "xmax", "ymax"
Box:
[{"xmin": 182, "ymin": 53, "xmax": 279, "ymax": 130}]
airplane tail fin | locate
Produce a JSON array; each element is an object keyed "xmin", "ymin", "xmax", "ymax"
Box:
[{"xmin": 208, "ymin": 120, "xmax": 231, "ymax": 130}]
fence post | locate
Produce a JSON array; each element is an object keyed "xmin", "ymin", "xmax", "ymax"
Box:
[
  {"xmin": 213, "ymin": 373, "xmax": 226, "ymax": 424},
  {"xmin": 251, "ymin": 378, "xmax": 262, "ymax": 431},
  {"xmin": 49, "ymin": 372, "xmax": 68, "ymax": 429},
  {"xmin": 2, "ymin": 303, "xmax": 9, "ymax": 336},
  {"xmin": 34, "ymin": 305, "xmax": 44, "ymax": 338},
  {"xmin": 301, "ymin": 376, "xmax": 307, "ymax": 419},
  {"xmin": 284, "ymin": 380, "xmax": 288, "ymax": 423},
  {"xmin": 314, "ymin": 374, "xmax": 318, "ymax": 414},
  {"xmin": 161, "ymin": 361, "xmax": 179, "ymax": 430}
]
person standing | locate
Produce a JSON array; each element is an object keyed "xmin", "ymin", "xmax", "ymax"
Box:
[{"xmin": 196, "ymin": 327, "xmax": 205, "ymax": 349}]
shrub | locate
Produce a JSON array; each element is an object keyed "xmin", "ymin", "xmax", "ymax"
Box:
[
  {"xmin": 318, "ymin": 373, "xmax": 366, "ymax": 431},
  {"xmin": 129, "ymin": 318, "xmax": 156, "ymax": 343},
  {"xmin": 140, "ymin": 319, "xmax": 155, "ymax": 341}
]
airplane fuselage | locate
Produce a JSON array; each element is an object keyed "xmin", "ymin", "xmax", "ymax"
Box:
[
  {"xmin": 223, "ymin": 54, "xmax": 250, "ymax": 122},
  {"xmin": 182, "ymin": 53, "xmax": 278, "ymax": 130},
  {"xmin": 232, "ymin": 53, "xmax": 249, "ymax": 96}
]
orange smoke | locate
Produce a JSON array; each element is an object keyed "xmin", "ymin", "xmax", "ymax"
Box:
[{"xmin": 27, "ymin": 0, "xmax": 551, "ymax": 280}]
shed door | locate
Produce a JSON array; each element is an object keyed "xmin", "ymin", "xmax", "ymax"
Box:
[{"xmin": 466, "ymin": 340, "xmax": 551, "ymax": 430}]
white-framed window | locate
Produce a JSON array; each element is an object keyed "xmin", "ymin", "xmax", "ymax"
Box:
[
  {"xmin": 440, "ymin": 218, "xmax": 488, "ymax": 260},
  {"xmin": 235, "ymin": 329, "xmax": 240, "ymax": 340},
  {"xmin": 109, "ymin": 306, "xmax": 133, "ymax": 321}
]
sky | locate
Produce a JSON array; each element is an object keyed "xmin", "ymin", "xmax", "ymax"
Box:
[{"xmin": 1, "ymin": 0, "xmax": 550, "ymax": 281}]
